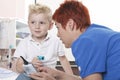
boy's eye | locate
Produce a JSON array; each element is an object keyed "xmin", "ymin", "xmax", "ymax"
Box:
[
  {"xmin": 40, "ymin": 21, "xmax": 46, "ymax": 24},
  {"xmin": 30, "ymin": 21, "xmax": 46, "ymax": 25},
  {"xmin": 31, "ymin": 21, "xmax": 35, "ymax": 24}
]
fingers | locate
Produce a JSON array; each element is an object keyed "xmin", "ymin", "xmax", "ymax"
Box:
[
  {"xmin": 30, "ymin": 72, "xmax": 56, "ymax": 80},
  {"xmin": 32, "ymin": 57, "xmax": 41, "ymax": 64},
  {"xmin": 37, "ymin": 66, "xmax": 51, "ymax": 73},
  {"xmin": 32, "ymin": 57, "xmax": 43, "ymax": 69},
  {"xmin": 33, "ymin": 62, "xmax": 43, "ymax": 68},
  {"xmin": 37, "ymin": 66, "xmax": 58, "ymax": 78},
  {"xmin": 30, "ymin": 73, "xmax": 43, "ymax": 80}
]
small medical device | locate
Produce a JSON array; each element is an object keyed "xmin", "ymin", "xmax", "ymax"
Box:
[
  {"xmin": 20, "ymin": 56, "xmax": 37, "ymax": 74},
  {"xmin": 37, "ymin": 56, "xmax": 44, "ymax": 60}
]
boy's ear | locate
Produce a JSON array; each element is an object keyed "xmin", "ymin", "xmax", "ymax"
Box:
[{"xmin": 49, "ymin": 22, "xmax": 54, "ymax": 30}]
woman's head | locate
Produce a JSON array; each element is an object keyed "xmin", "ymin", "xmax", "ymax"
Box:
[{"xmin": 53, "ymin": 1, "xmax": 91, "ymax": 31}]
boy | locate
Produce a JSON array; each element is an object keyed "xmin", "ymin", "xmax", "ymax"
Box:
[{"xmin": 14, "ymin": 3, "xmax": 73, "ymax": 79}]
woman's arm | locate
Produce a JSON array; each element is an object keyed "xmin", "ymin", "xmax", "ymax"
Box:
[
  {"xmin": 59, "ymin": 55, "xmax": 73, "ymax": 74},
  {"xmin": 83, "ymin": 73, "xmax": 102, "ymax": 80}
]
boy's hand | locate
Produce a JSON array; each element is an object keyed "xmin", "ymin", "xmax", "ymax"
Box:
[{"xmin": 32, "ymin": 57, "xmax": 43, "ymax": 70}]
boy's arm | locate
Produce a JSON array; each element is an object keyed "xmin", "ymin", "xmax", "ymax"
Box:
[
  {"xmin": 58, "ymin": 55, "xmax": 73, "ymax": 75},
  {"xmin": 13, "ymin": 40, "xmax": 26, "ymax": 73},
  {"xmin": 16, "ymin": 58, "xmax": 24, "ymax": 73}
]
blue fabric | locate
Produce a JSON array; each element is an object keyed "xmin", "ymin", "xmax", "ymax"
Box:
[
  {"xmin": 16, "ymin": 73, "xmax": 33, "ymax": 80},
  {"xmin": 72, "ymin": 24, "xmax": 120, "ymax": 79}
]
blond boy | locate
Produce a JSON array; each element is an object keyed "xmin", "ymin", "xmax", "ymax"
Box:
[{"xmin": 14, "ymin": 3, "xmax": 73, "ymax": 76}]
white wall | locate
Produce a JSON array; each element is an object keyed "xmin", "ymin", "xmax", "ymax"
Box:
[
  {"xmin": 0, "ymin": 0, "xmax": 16, "ymax": 18},
  {"xmin": 83, "ymin": 0, "xmax": 120, "ymax": 31},
  {"xmin": 0, "ymin": 0, "xmax": 25, "ymax": 19}
]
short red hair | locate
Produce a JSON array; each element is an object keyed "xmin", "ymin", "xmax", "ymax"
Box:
[{"xmin": 53, "ymin": 1, "xmax": 91, "ymax": 31}]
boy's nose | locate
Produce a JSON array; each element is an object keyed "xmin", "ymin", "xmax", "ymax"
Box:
[{"xmin": 35, "ymin": 24, "xmax": 40, "ymax": 28}]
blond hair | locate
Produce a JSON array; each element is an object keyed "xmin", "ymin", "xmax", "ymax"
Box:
[{"xmin": 28, "ymin": 3, "xmax": 52, "ymax": 22}]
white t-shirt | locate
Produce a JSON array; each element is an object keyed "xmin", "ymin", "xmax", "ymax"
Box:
[{"xmin": 14, "ymin": 34, "xmax": 65, "ymax": 68}]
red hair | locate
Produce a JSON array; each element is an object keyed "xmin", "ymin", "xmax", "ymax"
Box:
[{"xmin": 53, "ymin": 1, "xmax": 91, "ymax": 31}]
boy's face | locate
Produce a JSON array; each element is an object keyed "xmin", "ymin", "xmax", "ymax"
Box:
[{"xmin": 28, "ymin": 13, "xmax": 52, "ymax": 39}]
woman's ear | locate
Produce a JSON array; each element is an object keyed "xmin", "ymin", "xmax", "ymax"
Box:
[{"xmin": 67, "ymin": 19, "xmax": 75, "ymax": 31}]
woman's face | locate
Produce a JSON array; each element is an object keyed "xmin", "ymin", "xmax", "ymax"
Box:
[{"xmin": 55, "ymin": 21, "xmax": 73, "ymax": 48}]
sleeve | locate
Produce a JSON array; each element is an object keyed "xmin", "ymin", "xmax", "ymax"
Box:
[
  {"xmin": 106, "ymin": 33, "xmax": 120, "ymax": 78},
  {"xmin": 72, "ymin": 38, "xmax": 106, "ymax": 78},
  {"xmin": 13, "ymin": 39, "xmax": 27, "ymax": 58},
  {"xmin": 56, "ymin": 38, "xmax": 65, "ymax": 56}
]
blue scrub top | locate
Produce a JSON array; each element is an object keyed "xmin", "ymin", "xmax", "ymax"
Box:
[{"xmin": 72, "ymin": 24, "xmax": 120, "ymax": 80}]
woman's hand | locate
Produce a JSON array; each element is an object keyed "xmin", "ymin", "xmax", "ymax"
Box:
[
  {"xmin": 30, "ymin": 66, "xmax": 82, "ymax": 80},
  {"xmin": 30, "ymin": 66, "xmax": 59, "ymax": 80},
  {"xmin": 37, "ymin": 66, "xmax": 58, "ymax": 77},
  {"xmin": 30, "ymin": 72, "xmax": 56, "ymax": 80}
]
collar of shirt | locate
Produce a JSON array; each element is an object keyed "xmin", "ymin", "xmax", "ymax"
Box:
[{"xmin": 28, "ymin": 33, "xmax": 50, "ymax": 44}]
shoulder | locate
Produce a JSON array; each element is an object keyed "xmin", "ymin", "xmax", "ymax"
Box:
[
  {"xmin": 49, "ymin": 34, "xmax": 61, "ymax": 42},
  {"xmin": 17, "ymin": 36, "xmax": 31, "ymax": 46}
]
